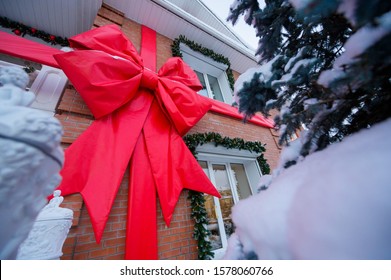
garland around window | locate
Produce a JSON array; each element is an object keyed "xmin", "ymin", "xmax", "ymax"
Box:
[
  {"xmin": 171, "ymin": 35, "xmax": 235, "ymax": 91},
  {"xmin": 184, "ymin": 132, "xmax": 270, "ymax": 259}
]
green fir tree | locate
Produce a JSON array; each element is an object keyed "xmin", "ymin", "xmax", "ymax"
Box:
[{"xmin": 229, "ymin": 0, "xmax": 391, "ymax": 165}]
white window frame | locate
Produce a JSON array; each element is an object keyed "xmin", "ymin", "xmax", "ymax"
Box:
[
  {"xmin": 197, "ymin": 144, "xmax": 263, "ymax": 259},
  {"xmin": 0, "ymin": 59, "xmax": 67, "ymax": 115},
  {"xmin": 180, "ymin": 43, "xmax": 233, "ymax": 104}
]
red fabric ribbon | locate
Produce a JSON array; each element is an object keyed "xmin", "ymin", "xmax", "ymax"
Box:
[{"xmin": 53, "ymin": 25, "xmax": 220, "ymax": 259}]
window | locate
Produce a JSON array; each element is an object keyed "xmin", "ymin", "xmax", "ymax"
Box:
[
  {"xmin": 196, "ymin": 144, "xmax": 263, "ymax": 259},
  {"xmin": 180, "ymin": 43, "xmax": 233, "ymax": 104},
  {"xmin": 0, "ymin": 54, "xmax": 67, "ymax": 115},
  {"xmin": 194, "ymin": 70, "xmax": 225, "ymax": 102}
]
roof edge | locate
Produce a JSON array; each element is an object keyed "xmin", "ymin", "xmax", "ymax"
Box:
[{"xmin": 153, "ymin": 0, "xmax": 257, "ymax": 63}]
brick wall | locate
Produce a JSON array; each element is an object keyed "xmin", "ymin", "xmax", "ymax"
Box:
[{"xmin": 58, "ymin": 3, "xmax": 280, "ymax": 260}]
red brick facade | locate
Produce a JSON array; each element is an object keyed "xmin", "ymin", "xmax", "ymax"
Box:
[{"xmin": 59, "ymin": 4, "xmax": 280, "ymax": 260}]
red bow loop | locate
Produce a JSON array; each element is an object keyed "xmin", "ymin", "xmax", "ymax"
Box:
[
  {"xmin": 155, "ymin": 79, "xmax": 211, "ymax": 135},
  {"xmin": 153, "ymin": 57, "xmax": 211, "ymax": 135},
  {"xmin": 158, "ymin": 57, "xmax": 203, "ymax": 91},
  {"xmin": 69, "ymin": 24, "xmax": 142, "ymax": 65},
  {"xmin": 54, "ymin": 49, "xmax": 143, "ymax": 119}
]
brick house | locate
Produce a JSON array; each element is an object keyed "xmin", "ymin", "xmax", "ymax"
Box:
[{"xmin": 0, "ymin": 0, "xmax": 281, "ymax": 260}]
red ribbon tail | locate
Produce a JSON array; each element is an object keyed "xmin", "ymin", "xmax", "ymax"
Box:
[
  {"xmin": 58, "ymin": 93, "xmax": 153, "ymax": 243},
  {"xmin": 126, "ymin": 130, "xmax": 158, "ymax": 260},
  {"xmin": 142, "ymin": 100, "xmax": 221, "ymax": 227}
]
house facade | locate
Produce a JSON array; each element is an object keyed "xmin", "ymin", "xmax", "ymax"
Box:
[{"xmin": 0, "ymin": 0, "xmax": 281, "ymax": 260}]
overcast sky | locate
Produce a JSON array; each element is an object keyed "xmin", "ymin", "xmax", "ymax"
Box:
[{"xmin": 200, "ymin": 0, "xmax": 259, "ymax": 50}]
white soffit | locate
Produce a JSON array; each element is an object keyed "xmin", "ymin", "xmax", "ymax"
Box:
[
  {"xmin": 167, "ymin": 0, "xmax": 252, "ymax": 49},
  {"xmin": 0, "ymin": 0, "xmax": 102, "ymax": 38},
  {"xmin": 104, "ymin": 0, "xmax": 258, "ymax": 73}
]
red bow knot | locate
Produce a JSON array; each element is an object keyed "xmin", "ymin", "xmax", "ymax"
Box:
[
  {"xmin": 53, "ymin": 25, "xmax": 220, "ymax": 259},
  {"xmin": 141, "ymin": 67, "xmax": 159, "ymax": 90}
]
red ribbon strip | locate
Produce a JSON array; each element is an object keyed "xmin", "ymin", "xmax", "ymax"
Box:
[{"xmin": 0, "ymin": 31, "xmax": 62, "ymax": 68}]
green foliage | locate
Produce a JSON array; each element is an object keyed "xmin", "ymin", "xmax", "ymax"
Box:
[
  {"xmin": 187, "ymin": 190, "xmax": 214, "ymax": 260},
  {"xmin": 229, "ymin": 0, "xmax": 391, "ymax": 160},
  {"xmin": 184, "ymin": 132, "xmax": 270, "ymax": 175},
  {"xmin": 171, "ymin": 35, "xmax": 235, "ymax": 91},
  {"xmin": 0, "ymin": 16, "xmax": 70, "ymax": 46},
  {"xmin": 236, "ymin": 72, "xmax": 278, "ymax": 117},
  {"xmin": 184, "ymin": 132, "xmax": 270, "ymax": 259}
]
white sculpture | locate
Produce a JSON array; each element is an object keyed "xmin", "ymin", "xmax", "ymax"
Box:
[
  {"xmin": 0, "ymin": 66, "xmax": 35, "ymax": 106},
  {"xmin": 17, "ymin": 190, "xmax": 73, "ymax": 260},
  {"xmin": 0, "ymin": 65, "xmax": 64, "ymax": 259}
]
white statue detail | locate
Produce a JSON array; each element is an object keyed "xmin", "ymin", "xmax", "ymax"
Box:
[
  {"xmin": 0, "ymin": 65, "xmax": 65, "ymax": 259},
  {"xmin": 0, "ymin": 66, "xmax": 35, "ymax": 106},
  {"xmin": 17, "ymin": 190, "xmax": 73, "ymax": 260}
]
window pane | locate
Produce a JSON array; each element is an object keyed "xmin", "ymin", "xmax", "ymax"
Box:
[
  {"xmin": 194, "ymin": 70, "xmax": 209, "ymax": 98},
  {"xmin": 204, "ymin": 195, "xmax": 222, "ymax": 250},
  {"xmin": 230, "ymin": 163, "xmax": 252, "ymax": 200},
  {"xmin": 207, "ymin": 74, "xmax": 224, "ymax": 102},
  {"xmin": 213, "ymin": 164, "xmax": 235, "ymax": 239},
  {"xmin": 198, "ymin": 160, "xmax": 208, "ymax": 175},
  {"xmin": 198, "ymin": 161, "xmax": 223, "ymax": 250}
]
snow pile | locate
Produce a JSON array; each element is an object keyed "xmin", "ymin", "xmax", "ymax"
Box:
[{"xmin": 224, "ymin": 118, "xmax": 391, "ymax": 259}]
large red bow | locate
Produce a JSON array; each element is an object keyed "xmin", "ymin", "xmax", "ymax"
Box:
[{"xmin": 53, "ymin": 25, "xmax": 220, "ymax": 259}]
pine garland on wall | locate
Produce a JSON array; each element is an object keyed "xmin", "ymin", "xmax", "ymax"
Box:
[
  {"xmin": 184, "ymin": 132, "xmax": 270, "ymax": 259},
  {"xmin": 0, "ymin": 16, "xmax": 70, "ymax": 46},
  {"xmin": 171, "ymin": 35, "xmax": 235, "ymax": 91}
]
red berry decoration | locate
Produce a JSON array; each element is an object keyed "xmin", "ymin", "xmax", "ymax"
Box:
[
  {"xmin": 13, "ymin": 29, "xmax": 21, "ymax": 36},
  {"xmin": 49, "ymin": 35, "xmax": 56, "ymax": 41},
  {"xmin": 31, "ymin": 28, "xmax": 37, "ymax": 34}
]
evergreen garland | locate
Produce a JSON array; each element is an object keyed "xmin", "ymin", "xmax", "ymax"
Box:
[
  {"xmin": 184, "ymin": 132, "xmax": 270, "ymax": 259},
  {"xmin": 0, "ymin": 16, "xmax": 70, "ymax": 46},
  {"xmin": 171, "ymin": 35, "xmax": 235, "ymax": 91},
  {"xmin": 187, "ymin": 190, "xmax": 214, "ymax": 260},
  {"xmin": 185, "ymin": 132, "xmax": 270, "ymax": 175}
]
